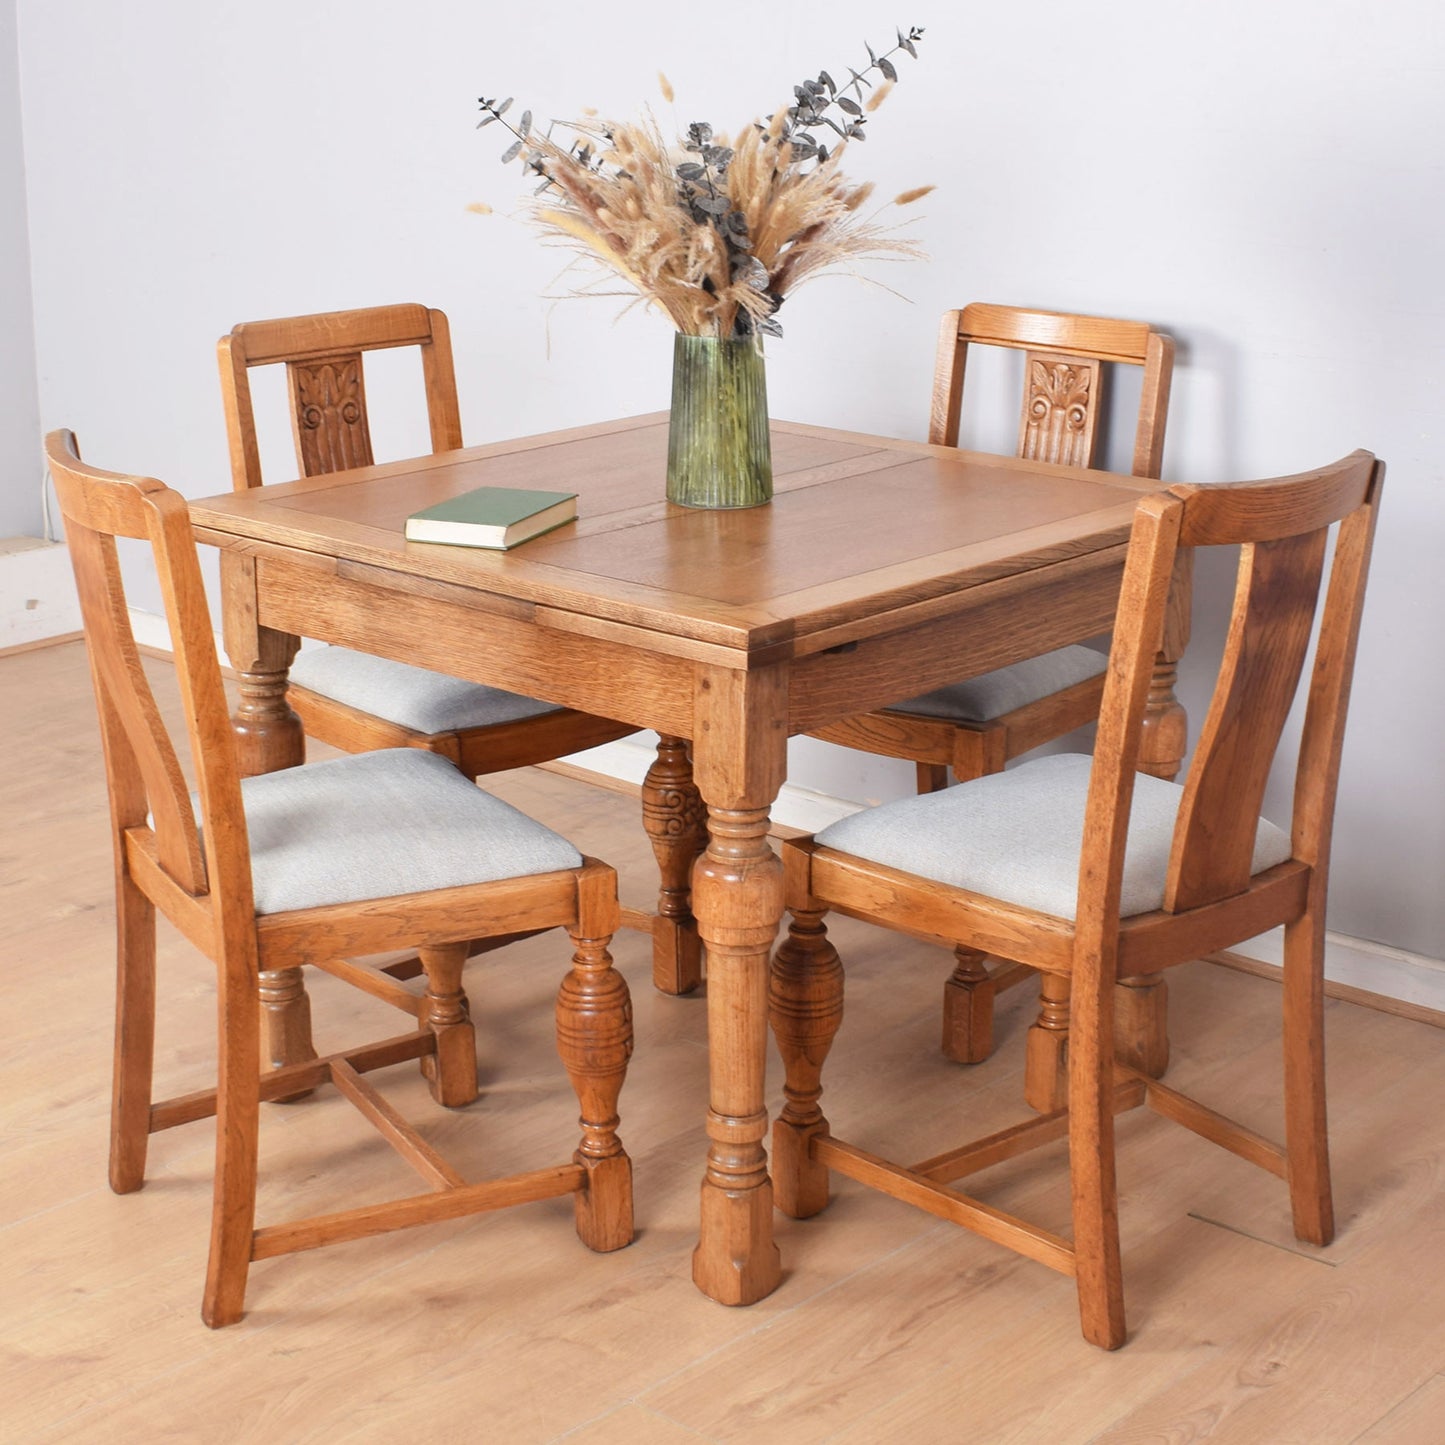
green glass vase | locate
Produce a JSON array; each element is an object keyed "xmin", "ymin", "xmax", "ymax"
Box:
[{"xmin": 666, "ymin": 333, "xmax": 773, "ymax": 508}]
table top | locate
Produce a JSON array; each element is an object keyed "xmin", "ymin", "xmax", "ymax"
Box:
[{"xmin": 190, "ymin": 414, "xmax": 1158, "ymax": 664}]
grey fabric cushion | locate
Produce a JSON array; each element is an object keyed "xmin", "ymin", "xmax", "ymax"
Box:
[
  {"xmin": 814, "ymin": 752, "xmax": 1293, "ymax": 920},
  {"xmin": 890, "ymin": 645, "xmax": 1109, "ymax": 724},
  {"xmin": 235, "ymin": 748, "xmax": 582, "ymax": 915},
  {"xmin": 289, "ymin": 645, "xmax": 562, "ymax": 734}
]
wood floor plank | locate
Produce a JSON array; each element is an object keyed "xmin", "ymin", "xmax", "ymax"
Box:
[
  {"xmin": 559, "ymin": 1404, "xmax": 714, "ymax": 1444},
  {"xmin": 1353, "ymin": 1372, "xmax": 1445, "ymax": 1444},
  {"xmin": 824, "ymin": 1217, "xmax": 1330, "ymax": 1445},
  {"xmin": 1089, "ymin": 1166, "xmax": 1445, "ymax": 1442}
]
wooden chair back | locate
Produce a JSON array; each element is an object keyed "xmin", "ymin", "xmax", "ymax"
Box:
[
  {"xmin": 45, "ymin": 430, "xmax": 251, "ymax": 911},
  {"xmin": 217, "ymin": 303, "xmax": 463, "ymax": 490},
  {"xmin": 1081, "ymin": 451, "xmax": 1383, "ymax": 929},
  {"xmin": 930, "ymin": 303, "xmax": 1175, "ymax": 478}
]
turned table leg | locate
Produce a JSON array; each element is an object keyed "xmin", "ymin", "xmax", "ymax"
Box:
[
  {"xmin": 691, "ymin": 802, "xmax": 784, "ymax": 1304},
  {"xmin": 224, "ymin": 558, "xmax": 304, "ymax": 778},
  {"xmin": 688, "ymin": 666, "xmax": 786, "ymax": 1305},
  {"xmin": 641, "ymin": 736, "xmax": 707, "ymax": 995}
]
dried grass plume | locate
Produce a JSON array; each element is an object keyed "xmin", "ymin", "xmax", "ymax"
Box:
[{"xmin": 476, "ymin": 27, "xmax": 929, "ymax": 340}]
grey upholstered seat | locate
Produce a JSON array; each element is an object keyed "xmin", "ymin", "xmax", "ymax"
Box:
[
  {"xmin": 235, "ymin": 748, "xmax": 583, "ymax": 915},
  {"xmin": 289, "ymin": 646, "xmax": 562, "ymax": 734},
  {"xmin": 814, "ymin": 752, "xmax": 1292, "ymax": 920},
  {"xmin": 891, "ymin": 645, "xmax": 1108, "ymax": 724}
]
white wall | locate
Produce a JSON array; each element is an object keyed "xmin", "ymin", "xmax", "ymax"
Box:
[
  {"xmin": 11, "ymin": 0, "xmax": 1444, "ymax": 964},
  {"xmin": 0, "ymin": 0, "xmax": 39, "ymax": 536}
]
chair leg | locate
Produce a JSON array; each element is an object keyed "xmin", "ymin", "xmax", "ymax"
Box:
[
  {"xmin": 558, "ymin": 918, "xmax": 634, "ymax": 1253},
  {"xmin": 1067, "ymin": 956, "xmax": 1127, "ymax": 1351},
  {"xmin": 1030, "ymin": 977, "xmax": 1160, "ymax": 1107},
  {"xmin": 1283, "ymin": 908, "xmax": 1334, "ymax": 1246},
  {"xmin": 202, "ymin": 958, "xmax": 262, "ymax": 1329},
  {"xmin": 1114, "ymin": 974, "xmax": 1170, "ymax": 1078},
  {"xmin": 916, "ymin": 762, "xmax": 951, "ymax": 793},
  {"xmin": 110, "ymin": 873, "xmax": 156, "ymax": 1194},
  {"xmin": 769, "ymin": 907, "xmax": 843, "ymax": 1219},
  {"xmin": 938, "ymin": 735, "xmax": 1004, "ymax": 1060},
  {"xmin": 941, "ymin": 945, "xmax": 996, "ymax": 1063},
  {"xmin": 418, "ymin": 942, "xmax": 478, "ymax": 1108},
  {"xmin": 1024, "ymin": 974, "xmax": 1071, "ymax": 1113},
  {"xmin": 1137, "ymin": 654, "xmax": 1188, "ymax": 782},
  {"xmin": 258, "ymin": 965, "xmax": 317, "ymax": 1102}
]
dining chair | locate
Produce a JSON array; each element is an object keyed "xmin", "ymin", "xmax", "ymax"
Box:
[
  {"xmin": 809, "ymin": 303, "xmax": 1178, "ymax": 1069},
  {"xmin": 48, "ymin": 429, "xmax": 634, "ymax": 1327},
  {"xmin": 771, "ymin": 451, "xmax": 1382, "ymax": 1348},
  {"xmin": 217, "ymin": 302, "xmax": 638, "ymax": 773}
]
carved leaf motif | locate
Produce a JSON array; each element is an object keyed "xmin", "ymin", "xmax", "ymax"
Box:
[
  {"xmin": 1021, "ymin": 355, "xmax": 1098, "ymax": 467},
  {"xmin": 1028, "ymin": 362, "xmax": 1091, "ymax": 424},
  {"xmin": 290, "ymin": 355, "xmax": 374, "ymax": 475}
]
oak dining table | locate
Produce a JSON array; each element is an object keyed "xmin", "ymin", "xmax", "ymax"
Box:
[{"xmin": 189, "ymin": 410, "xmax": 1185, "ymax": 1306}]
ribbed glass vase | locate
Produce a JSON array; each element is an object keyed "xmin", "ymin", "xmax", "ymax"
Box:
[{"xmin": 666, "ymin": 333, "xmax": 773, "ymax": 508}]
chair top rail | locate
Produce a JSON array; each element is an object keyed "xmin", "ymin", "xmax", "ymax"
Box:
[
  {"xmin": 1170, "ymin": 451, "xmax": 1377, "ymax": 546},
  {"xmin": 227, "ymin": 303, "xmax": 439, "ymax": 366},
  {"xmin": 957, "ymin": 303, "xmax": 1159, "ymax": 365}
]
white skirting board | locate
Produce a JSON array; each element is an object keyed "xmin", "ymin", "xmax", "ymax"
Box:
[
  {"xmin": 121, "ymin": 609, "xmax": 1445, "ymax": 1014},
  {"xmin": 128, "ymin": 607, "xmax": 177, "ymax": 655},
  {"xmin": 0, "ymin": 537, "xmax": 81, "ymax": 649},
  {"xmin": 564, "ymin": 734, "xmax": 865, "ymax": 836},
  {"xmin": 1229, "ymin": 927, "xmax": 1445, "ymax": 1014}
]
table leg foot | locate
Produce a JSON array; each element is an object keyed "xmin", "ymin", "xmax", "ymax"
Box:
[{"xmin": 692, "ymin": 1175, "xmax": 782, "ymax": 1305}]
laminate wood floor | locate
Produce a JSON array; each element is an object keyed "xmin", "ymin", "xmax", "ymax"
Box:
[{"xmin": 2, "ymin": 640, "xmax": 1441, "ymax": 1444}]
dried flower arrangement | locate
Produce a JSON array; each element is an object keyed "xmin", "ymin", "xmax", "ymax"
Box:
[{"xmin": 476, "ymin": 28, "xmax": 929, "ymax": 340}]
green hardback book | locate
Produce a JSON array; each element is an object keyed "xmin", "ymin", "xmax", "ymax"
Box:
[{"xmin": 404, "ymin": 486, "xmax": 578, "ymax": 550}]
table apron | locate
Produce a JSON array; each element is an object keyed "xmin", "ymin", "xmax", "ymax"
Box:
[
  {"xmin": 251, "ymin": 553, "xmax": 698, "ymax": 736},
  {"xmin": 237, "ymin": 541, "xmax": 1125, "ymax": 744},
  {"xmin": 786, "ymin": 549, "xmax": 1125, "ymax": 733}
]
